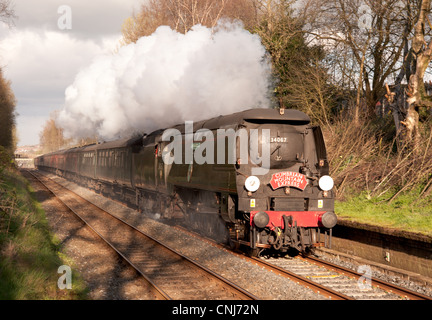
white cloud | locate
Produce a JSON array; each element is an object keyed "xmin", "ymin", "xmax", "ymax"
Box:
[
  {"xmin": 0, "ymin": 27, "xmax": 121, "ymax": 145},
  {"xmin": 12, "ymin": 0, "xmax": 139, "ymax": 37},
  {"xmin": 0, "ymin": 0, "xmax": 138, "ymax": 146}
]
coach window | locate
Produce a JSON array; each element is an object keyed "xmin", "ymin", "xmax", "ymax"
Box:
[{"xmin": 115, "ymin": 152, "xmax": 118, "ymax": 167}]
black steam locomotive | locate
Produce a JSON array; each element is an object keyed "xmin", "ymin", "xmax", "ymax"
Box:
[{"xmin": 34, "ymin": 108, "xmax": 336, "ymax": 255}]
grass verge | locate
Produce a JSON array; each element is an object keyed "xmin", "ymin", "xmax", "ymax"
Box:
[
  {"xmin": 335, "ymin": 190, "xmax": 432, "ymax": 237},
  {"xmin": 0, "ymin": 167, "xmax": 89, "ymax": 299}
]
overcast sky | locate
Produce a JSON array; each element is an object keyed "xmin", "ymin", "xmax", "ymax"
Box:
[{"xmin": 0, "ymin": 0, "xmax": 141, "ymax": 146}]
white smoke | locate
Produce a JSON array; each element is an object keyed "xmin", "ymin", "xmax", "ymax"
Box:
[{"xmin": 57, "ymin": 21, "xmax": 272, "ymax": 140}]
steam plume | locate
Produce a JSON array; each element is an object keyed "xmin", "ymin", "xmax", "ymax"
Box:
[{"xmin": 57, "ymin": 21, "xmax": 272, "ymax": 140}]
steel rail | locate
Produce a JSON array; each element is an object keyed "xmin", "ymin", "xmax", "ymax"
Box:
[
  {"xmin": 173, "ymin": 225, "xmax": 353, "ymax": 300},
  {"xmin": 27, "ymin": 170, "xmax": 171, "ymax": 300},
  {"xmin": 174, "ymin": 225, "xmax": 432, "ymax": 300},
  {"xmin": 174, "ymin": 222, "xmax": 432, "ymax": 300},
  {"xmin": 31, "ymin": 170, "xmax": 430, "ymax": 300},
  {"xmin": 29, "ymin": 170, "xmax": 258, "ymax": 300},
  {"xmin": 248, "ymin": 256, "xmax": 354, "ymax": 300},
  {"xmin": 300, "ymin": 255, "xmax": 432, "ymax": 300}
]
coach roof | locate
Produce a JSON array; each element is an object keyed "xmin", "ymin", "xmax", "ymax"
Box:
[{"xmin": 79, "ymin": 135, "xmax": 144, "ymax": 151}]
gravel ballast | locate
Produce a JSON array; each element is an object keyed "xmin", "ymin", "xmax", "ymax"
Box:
[{"xmin": 32, "ymin": 171, "xmax": 326, "ymax": 300}]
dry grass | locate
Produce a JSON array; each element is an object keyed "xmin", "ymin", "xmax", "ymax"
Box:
[
  {"xmin": 324, "ymin": 116, "xmax": 432, "ymax": 201},
  {"xmin": 323, "ymin": 116, "xmax": 432, "ymax": 235}
]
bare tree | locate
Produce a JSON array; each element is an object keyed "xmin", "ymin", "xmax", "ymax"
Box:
[
  {"xmin": 0, "ymin": 68, "xmax": 16, "ymax": 152},
  {"xmin": 0, "ymin": 0, "xmax": 16, "ymax": 26},
  {"xmin": 381, "ymin": 0, "xmax": 432, "ymax": 150},
  {"xmin": 403, "ymin": 0, "xmax": 432, "ymax": 148},
  {"xmin": 251, "ymin": 0, "xmax": 329, "ymax": 111},
  {"xmin": 39, "ymin": 112, "xmax": 68, "ymax": 153},
  {"xmin": 121, "ymin": 0, "xmax": 257, "ymax": 44},
  {"xmin": 0, "ymin": 1, "xmax": 16, "ymax": 153},
  {"xmin": 164, "ymin": 0, "xmax": 229, "ymax": 33},
  {"xmin": 303, "ymin": 0, "xmax": 411, "ymax": 118},
  {"xmin": 121, "ymin": 0, "xmax": 171, "ymax": 44}
]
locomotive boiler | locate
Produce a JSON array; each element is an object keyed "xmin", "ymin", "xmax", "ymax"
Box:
[{"xmin": 35, "ymin": 108, "xmax": 336, "ymax": 256}]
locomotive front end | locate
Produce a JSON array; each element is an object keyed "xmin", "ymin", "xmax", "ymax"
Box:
[{"xmin": 233, "ymin": 108, "xmax": 336, "ymax": 254}]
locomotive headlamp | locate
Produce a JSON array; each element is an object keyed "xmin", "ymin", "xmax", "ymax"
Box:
[
  {"xmin": 318, "ymin": 175, "xmax": 334, "ymax": 191},
  {"xmin": 245, "ymin": 176, "xmax": 260, "ymax": 192}
]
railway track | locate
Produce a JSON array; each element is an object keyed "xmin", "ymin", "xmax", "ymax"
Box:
[
  {"xmin": 175, "ymin": 226, "xmax": 432, "ymax": 300},
  {"xmin": 299, "ymin": 255, "xmax": 432, "ymax": 300},
  {"xmin": 28, "ymin": 170, "xmax": 258, "ymax": 300},
  {"xmin": 261, "ymin": 255, "xmax": 431, "ymax": 300}
]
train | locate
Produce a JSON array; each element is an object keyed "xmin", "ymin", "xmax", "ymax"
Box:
[{"xmin": 34, "ymin": 108, "xmax": 336, "ymax": 256}]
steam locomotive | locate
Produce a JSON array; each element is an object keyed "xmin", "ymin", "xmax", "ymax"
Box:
[{"xmin": 34, "ymin": 108, "xmax": 336, "ymax": 256}]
